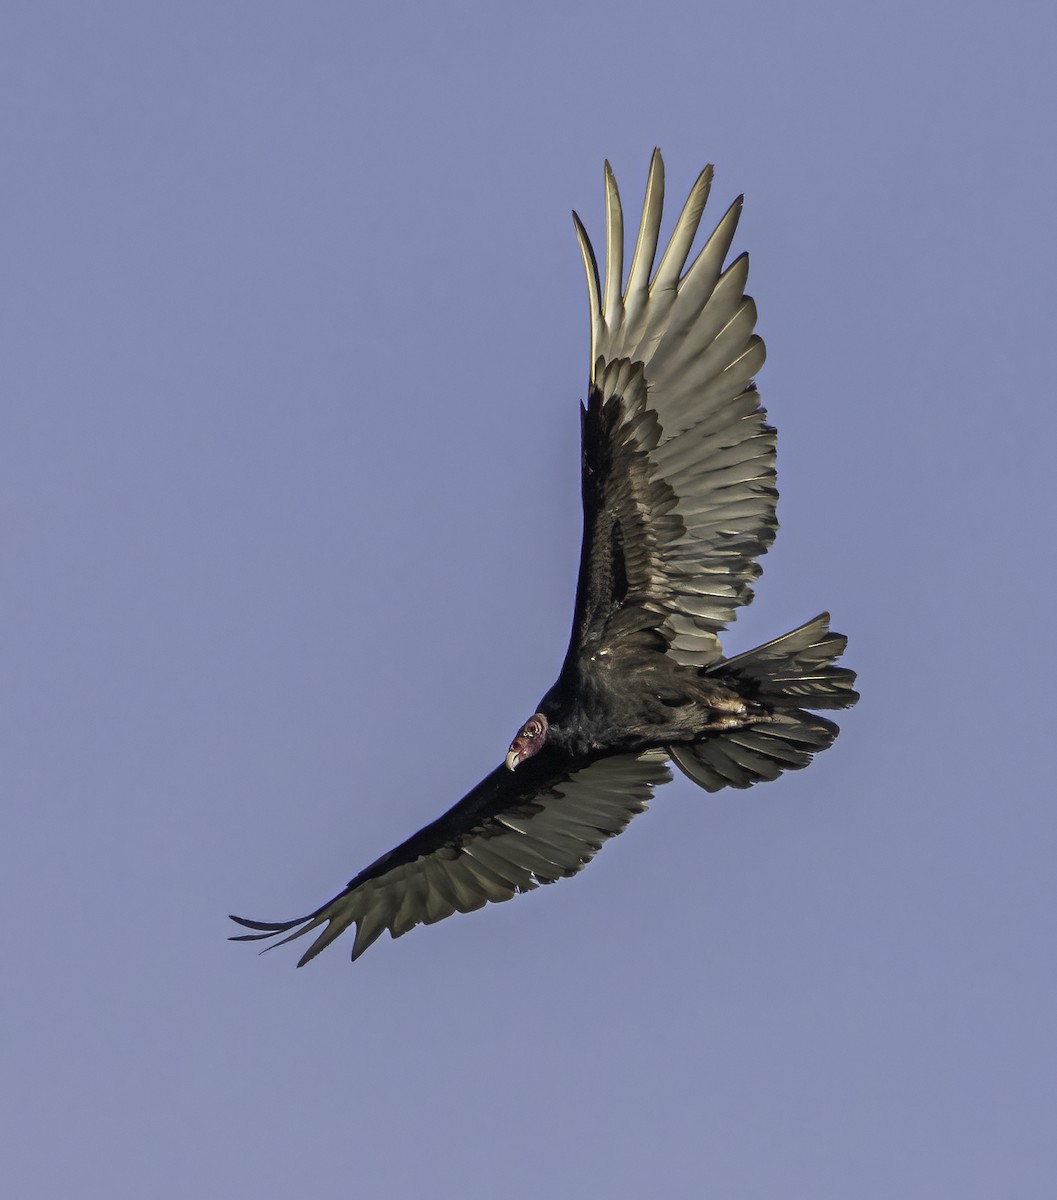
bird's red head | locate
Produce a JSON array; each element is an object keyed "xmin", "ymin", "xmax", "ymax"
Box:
[{"xmin": 505, "ymin": 713, "xmax": 549, "ymax": 771}]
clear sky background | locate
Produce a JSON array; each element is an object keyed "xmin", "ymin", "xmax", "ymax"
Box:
[{"xmin": 5, "ymin": 3, "xmax": 1055, "ymax": 1197}]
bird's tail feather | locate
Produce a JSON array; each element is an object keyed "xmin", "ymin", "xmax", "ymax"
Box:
[{"xmin": 669, "ymin": 614, "xmax": 858, "ymax": 792}]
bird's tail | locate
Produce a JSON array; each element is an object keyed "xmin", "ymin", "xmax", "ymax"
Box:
[{"xmin": 669, "ymin": 614, "xmax": 858, "ymax": 792}]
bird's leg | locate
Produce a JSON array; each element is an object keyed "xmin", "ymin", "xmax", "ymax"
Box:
[{"xmin": 698, "ymin": 696, "xmax": 768, "ymax": 733}]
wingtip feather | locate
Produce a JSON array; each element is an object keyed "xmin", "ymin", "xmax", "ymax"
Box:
[
  {"xmin": 652, "ymin": 164, "xmax": 714, "ymax": 295},
  {"xmin": 573, "ymin": 208, "xmax": 602, "ymax": 378},
  {"xmin": 602, "ymin": 160, "xmax": 624, "ymax": 324},
  {"xmin": 625, "ymin": 150, "xmax": 666, "ymax": 312}
]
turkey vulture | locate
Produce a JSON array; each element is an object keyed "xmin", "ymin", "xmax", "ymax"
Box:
[{"xmin": 231, "ymin": 152, "xmax": 858, "ymax": 966}]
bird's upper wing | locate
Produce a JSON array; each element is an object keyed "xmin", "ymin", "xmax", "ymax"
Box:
[
  {"xmin": 567, "ymin": 151, "xmax": 777, "ymax": 669},
  {"xmin": 230, "ymin": 749, "xmax": 671, "ymax": 965}
]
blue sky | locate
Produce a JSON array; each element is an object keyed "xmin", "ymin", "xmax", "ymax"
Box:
[{"xmin": 5, "ymin": 3, "xmax": 1055, "ymax": 1197}]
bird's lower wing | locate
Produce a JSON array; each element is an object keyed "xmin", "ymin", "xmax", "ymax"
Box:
[{"xmin": 230, "ymin": 750, "xmax": 672, "ymax": 966}]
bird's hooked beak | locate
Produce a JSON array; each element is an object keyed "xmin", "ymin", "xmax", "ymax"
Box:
[{"xmin": 505, "ymin": 713, "xmax": 549, "ymax": 771}]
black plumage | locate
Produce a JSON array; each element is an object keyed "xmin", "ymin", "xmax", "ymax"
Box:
[{"xmin": 230, "ymin": 153, "xmax": 858, "ymax": 965}]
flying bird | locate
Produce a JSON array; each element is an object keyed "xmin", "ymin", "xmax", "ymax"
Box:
[{"xmin": 231, "ymin": 152, "xmax": 858, "ymax": 966}]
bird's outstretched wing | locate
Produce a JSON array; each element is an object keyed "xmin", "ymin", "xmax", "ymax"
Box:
[
  {"xmin": 567, "ymin": 151, "xmax": 776, "ymax": 670},
  {"xmin": 230, "ymin": 750, "xmax": 671, "ymax": 965}
]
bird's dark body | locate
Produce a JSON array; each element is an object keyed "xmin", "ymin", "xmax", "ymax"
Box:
[
  {"xmin": 352, "ymin": 655, "xmax": 755, "ymax": 894},
  {"xmin": 231, "ymin": 154, "xmax": 858, "ymax": 965},
  {"xmin": 537, "ymin": 379, "xmax": 768, "ymax": 758}
]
